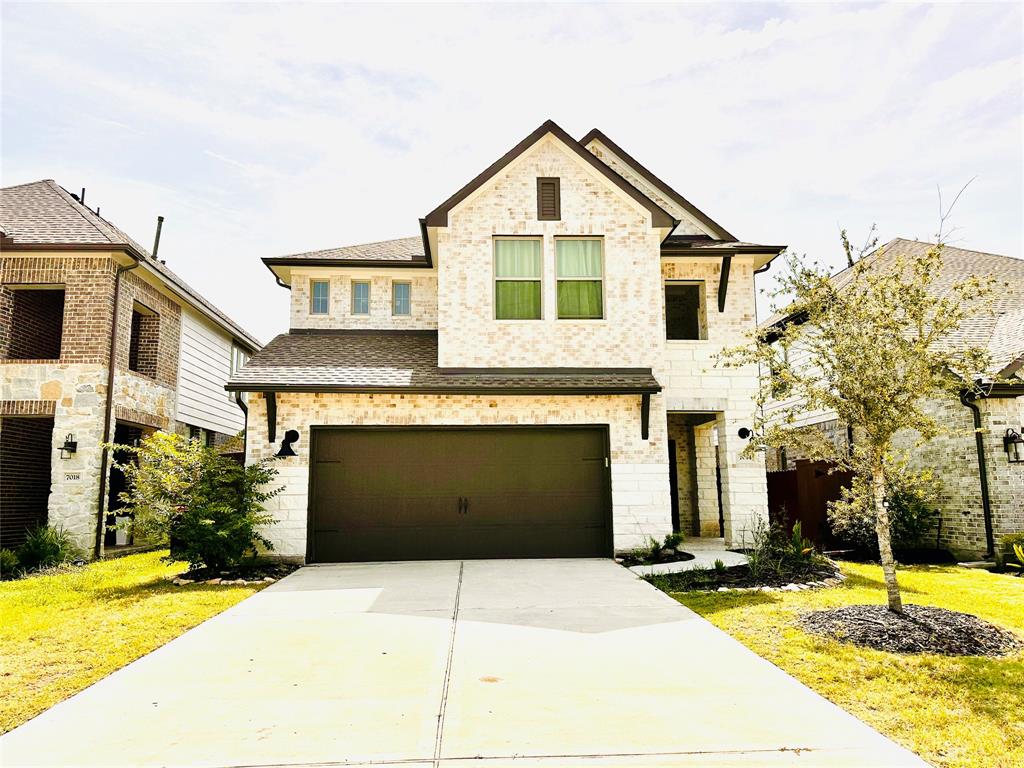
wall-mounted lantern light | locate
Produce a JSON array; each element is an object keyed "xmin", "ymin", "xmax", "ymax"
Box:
[
  {"xmin": 276, "ymin": 429, "xmax": 299, "ymax": 457},
  {"xmin": 1004, "ymin": 428, "xmax": 1024, "ymax": 464},
  {"xmin": 737, "ymin": 427, "xmax": 752, "ymax": 439},
  {"xmin": 59, "ymin": 434, "xmax": 77, "ymax": 459}
]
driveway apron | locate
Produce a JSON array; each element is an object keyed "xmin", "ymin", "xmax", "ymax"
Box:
[{"xmin": 0, "ymin": 559, "xmax": 926, "ymax": 767}]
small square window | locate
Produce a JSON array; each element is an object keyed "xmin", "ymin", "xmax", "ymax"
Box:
[
  {"xmin": 310, "ymin": 280, "xmax": 330, "ymax": 315},
  {"xmin": 352, "ymin": 281, "xmax": 371, "ymax": 315},
  {"xmin": 392, "ymin": 281, "xmax": 411, "ymax": 316}
]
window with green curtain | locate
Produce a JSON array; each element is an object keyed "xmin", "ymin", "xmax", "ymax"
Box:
[
  {"xmin": 494, "ymin": 238, "xmax": 542, "ymax": 319},
  {"xmin": 556, "ymin": 239, "xmax": 603, "ymax": 319}
]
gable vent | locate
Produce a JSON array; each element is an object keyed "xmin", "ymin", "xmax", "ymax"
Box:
[{"xmin": 537, "ymin": 177, "xmax": 560, "ymax": 221}]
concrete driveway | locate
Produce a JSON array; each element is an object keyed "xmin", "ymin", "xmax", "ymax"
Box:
[{"xmin": 2, "ymin": 559, "xmax": 924, "ymax": 767}]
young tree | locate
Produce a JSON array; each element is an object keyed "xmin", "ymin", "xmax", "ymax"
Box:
[
  {"xmin": 109, "ymin": 431, "xmax": 281, "ymax": 570},
  {"xmin": 723, "ymin": 235, "xmax": 997, "ymax": 612}
]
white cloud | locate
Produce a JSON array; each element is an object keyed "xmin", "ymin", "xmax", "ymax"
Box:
[{"xmin": 1, "ymin": 2, "xmax": 1020, "ymax": 340}]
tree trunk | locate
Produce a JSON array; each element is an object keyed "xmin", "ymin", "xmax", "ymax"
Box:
[{"xmin": 871, "ymin": 464, "xmax": 903, "ymax": 613}]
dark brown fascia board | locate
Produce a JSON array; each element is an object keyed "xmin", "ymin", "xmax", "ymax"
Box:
[
  {"xmin": 998, "ymin": 355, "xmax": 1024, "ymax": 379},
  {"xmin": 1, "ymin": 241, "xmax": 147, "ymax": 259},
  {"xmin": 419, "ymin": 217, "xmax": 433, "ymax": 267},
  {"xmin": 437, "ymin": 366, "xmax": 654, "ymax": 376},
  {"xmin": 263, "ymin": 257, "xmax": 432, "ymax": 269},
  {"xmin": 980, "ymin": 381, "xmax": 1024, "ymax": 398},
  {"xmin": 422, "ymin": 119, "xmax": 676, "ymax": 230},
  {"xmin": 580, "ymin": 128, "xmax": 738, "ymax": 242},
  {"xmin": 662, "ymin": 244, "xmax": 787, "ymax": 257},
  {"xmin": 225, "ymin": 383, "xmax": 661, "ymax": 395},
  {"xmin": 288, "ymin": 328, "xmax": 438, "ymax": 336}
]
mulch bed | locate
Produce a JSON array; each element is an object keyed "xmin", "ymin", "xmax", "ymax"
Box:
[
  {"xmin": 648, "ymin": 562, "xmax": 840, "ymax": 592},
  {"xmin": 800, "ymin": 604, "xmax": 1022, "ymax": 657},
  {"xmin": 619, "ymin": 549, "xmax": 696, "ymax": 568},
  {"xmin": 173, "ymin": 561, "xmax": 298, "ymax": 586}
]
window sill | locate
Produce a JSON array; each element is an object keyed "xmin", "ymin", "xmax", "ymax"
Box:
[{"xmin": 0, "ymin": 358, "xmax": 62, "ymax": 364}]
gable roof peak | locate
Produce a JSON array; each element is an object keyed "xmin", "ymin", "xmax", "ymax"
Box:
[
  {"xmin": 580, "ymin": 128, "xmax": 737, "ymax": 242},
  {"xmin": 422, "ymin": 120, "xmax": 676, "ymax": 229}
]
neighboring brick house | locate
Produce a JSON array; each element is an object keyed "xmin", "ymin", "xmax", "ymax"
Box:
[
  {"xmin": 762, "ymin": 239, "xmax": 1024, "ymax": 559},
  {"xmin": 0, "ymin": 180, "xmax": 261, "ymax": 555},
  {"xmin": 227, "ymin": 121, "xmax": 785, "ymax": 562}
]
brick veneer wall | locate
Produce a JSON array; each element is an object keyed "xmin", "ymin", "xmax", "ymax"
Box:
[
  {"xmin": 114, "ymin": 273, "xmax": 180, "ymax": 389},
  {"xmin": 1, "ymin": 256, "xmax": 117, "ymax": 364},
  {"xmin": 290, "ymin": 272, "xmax": 438, "ymax": 331},
  {"xmin": 0, "ymin": 416, "xmax": 54, "ymax": 549},
  {"xmin": 437, "ymin": 136, "xmax": 665, "ymax": 370},
  {"xmin": 245, "ymin": 390, "xmax": 673, "ymax": 559}
]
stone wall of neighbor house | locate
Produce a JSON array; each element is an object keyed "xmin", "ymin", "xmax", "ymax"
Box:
[
  {"xmin": 764, "ymin": 418, "xmax": 851, "ymax": 473},
  {"xmin": 290, "ymin": 271, "xmax": 438, "ymax": 331},
  {"xmin": 245, "ymin": 390, "xmax": 672, "ymax": 559},
  {"xmin": 788, "ymin": 394, "xmax": 1024, "ymax": 558},
  {"xmin": 437, "ymin": 136, "xmax": 665, "ymax": 370},
  {"xmin": 0, "ymin": 254, "xmax": 183, "ymax": 555}
]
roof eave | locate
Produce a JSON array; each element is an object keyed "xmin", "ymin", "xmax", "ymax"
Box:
[{"xmin": 225, "ymin": 383, "xmax": 661, "ymax": 395}]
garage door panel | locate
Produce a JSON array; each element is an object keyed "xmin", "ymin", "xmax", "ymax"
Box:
[{"xmin": 310, "ymin": 427, "xmax": 611, "ymax": 562}]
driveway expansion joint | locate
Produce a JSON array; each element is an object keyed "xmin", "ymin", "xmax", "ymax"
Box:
[{"xmin": 433, "ymin": 560, "xmax": 463, "ymax": 766}]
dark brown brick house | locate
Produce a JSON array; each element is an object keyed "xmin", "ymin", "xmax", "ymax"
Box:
[{"xmin": 0, "ymin": 180, "xmax": 260, "ymax": 556}]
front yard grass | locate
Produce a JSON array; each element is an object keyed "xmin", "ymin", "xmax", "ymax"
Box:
[
  {"xmin": 0, "ymin": 550, "xmax": 267, "ymax": 734},
  {"xmin": 668, "ymin": 561, "xmax": 1023, "ymax": 768}
]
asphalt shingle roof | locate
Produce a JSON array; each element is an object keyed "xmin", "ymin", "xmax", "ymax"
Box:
[
  {"xmin": 227, "ymin": 331, "xmax": 661, "ymax": 393},
  {"xmin": 272, "ymin": 236, "xmax": 425, "ymax": 263},
  {"xmin": 0, "ymin": 180, "xmax": 261, "ymax": 350},
  {"xmin": 763, "ymin": 238, "xmax": 1024, "ymax": 376}
]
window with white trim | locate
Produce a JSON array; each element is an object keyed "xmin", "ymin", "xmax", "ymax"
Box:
[
  {"xmin": 494, "ymin": 238, "xmax": 542, "ymax": 320},
  {"xmin": 310, "ymin": 280, "xmax": 330, "ymax": 315},
  {"xmin": 556, "ymin": 238, "xmax": 603, "ymax": 319},
  {"xmin": 392, "ymin": 281, "xmax": 411, "ymax": 316},
  {"xmin": 351, "ymin": 280, "xmax": 370, "ymax": 315}
]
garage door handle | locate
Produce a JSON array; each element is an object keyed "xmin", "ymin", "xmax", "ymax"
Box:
[
  {"xmin": 464, "ymin": 497, "xmax": 469, "ymax": 515},
  {"xmin": 457, "ymin": 496, "xmax": 466, "ymax": 514}
]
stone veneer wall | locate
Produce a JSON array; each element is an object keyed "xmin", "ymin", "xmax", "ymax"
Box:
[
  {"xmin": 290, "ymin": 272, "xmax": 438, "ymax": 331},
  {"xmin": 245, "ymin": 390, "xmax": 672, "ymax": 559}
]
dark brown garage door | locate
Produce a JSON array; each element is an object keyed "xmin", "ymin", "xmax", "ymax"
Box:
[{"xmin": 309, "ymin": 426, "xmax": 611, "ymax": 562}]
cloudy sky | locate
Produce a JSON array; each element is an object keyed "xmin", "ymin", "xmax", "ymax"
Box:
[{"xmin": 2, "ymin": 2, "xmax": 1020, "ymax": 343}]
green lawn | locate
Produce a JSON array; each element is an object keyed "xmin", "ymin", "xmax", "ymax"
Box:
[
  {"xmin": 668, "ymin": 562, "xmax": 1023, "ymax": 768},
  {"xmin": 0, "ymin": 550, "xmax": 267, "ymax": 734}
]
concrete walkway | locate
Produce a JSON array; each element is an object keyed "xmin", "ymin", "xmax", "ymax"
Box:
[{"xmin": 1, "ymin": 559, "xmax": 925, "ymax": 767}]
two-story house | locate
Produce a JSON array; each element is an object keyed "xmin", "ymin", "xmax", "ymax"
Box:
[
  {"xmin": 0, "ymin": 180, "xmax": 261, "ymax": 557},
  {"xmin": 227, "ymin": 121, "xmax": 784, "ymax": 562}
]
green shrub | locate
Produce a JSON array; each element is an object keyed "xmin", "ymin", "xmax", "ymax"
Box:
[
  {"xmin": 713, "ymin": 558, "xmax": 727, "ymax": 573},
  {"xmin": 663, "ymin": 532, "xmax": 684, "ymax": 550},
  {"xmin": 111, "ymin": 431, "xmax": 282, "ymax": 571},
  {"xmin": 829, "ymin": 470, "xmax": 940, "ymax": 549},
  {"xmin": 0, "ymin": 548, "xmax": 20, "ymax": 579},
  {"xmin": 740, "ymin": 517, "xmax": 823, "ymax": 581},
  {"xmin": 15, "ymin": 526, "xmax": 82, "ymax": 572}
]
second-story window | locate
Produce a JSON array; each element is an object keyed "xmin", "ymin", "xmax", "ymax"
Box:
[
  {"xmin": 494, "ymin": 238, "xmax": 542, "ymax": 320},
  {"xmin": 665, "ymin": 282, "xmax": 706, "ymax": 340},
  {"xmin": 128, "ymin": 301, "xmax": 159, "ymax": 378},
  {"xmin": 556, "ymin": 238, "xmax": 603, "ymax": 319},
  {"xmin": 351, "ymin": 280, "xmax": 371, "ymax": 315},
  {"xmin": 392, "ymin": 281, "xmax": 411, "ymax": 316},
  {"xmin": 310, "ymin": 280, "xmax": 330, "ymax": 315}
]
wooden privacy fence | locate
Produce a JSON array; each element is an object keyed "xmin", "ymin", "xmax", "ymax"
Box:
[{"xmin": 766, "ymin": 460, "xmax": 854, "ymax": 549}]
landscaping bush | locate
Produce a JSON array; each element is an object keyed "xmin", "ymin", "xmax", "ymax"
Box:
[
  {"xmin": 15, "ymin": 525, "xmax": 82, "ymax": 572},
  {"xmin": 829, "ymin": 470, "xmax": 940, "ymax": 550},
  {"xmin": 111, "ymin": 432, "xmax": 282, "ymax": 571},
  {"xmin": 0, "ymin": 548, "xmax": 20, "ymax": 580},
  {"xmin": 739, "ymin": 517, "xmax": 827, "ymax": 582}
]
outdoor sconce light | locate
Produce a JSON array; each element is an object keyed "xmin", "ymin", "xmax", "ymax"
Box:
[
  {"xmin": 59, "ymin": 434, "xmax": 77, "ymax": 459},
  {"xmin": 737, "ymin": 427, "xmax": 752, "ymax": 439},
  {"xmin": 1004, "ymin": 428, "xmax": 1024, "ymax": 464},
  {"xmin": 276, "ymin": 429, "xmax": 299, "ymax": 458}
]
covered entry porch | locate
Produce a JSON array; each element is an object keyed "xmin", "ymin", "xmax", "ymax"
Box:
[{"xmin": 665, "ymin": 410, "xmax": 768, "ymax": 547}]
